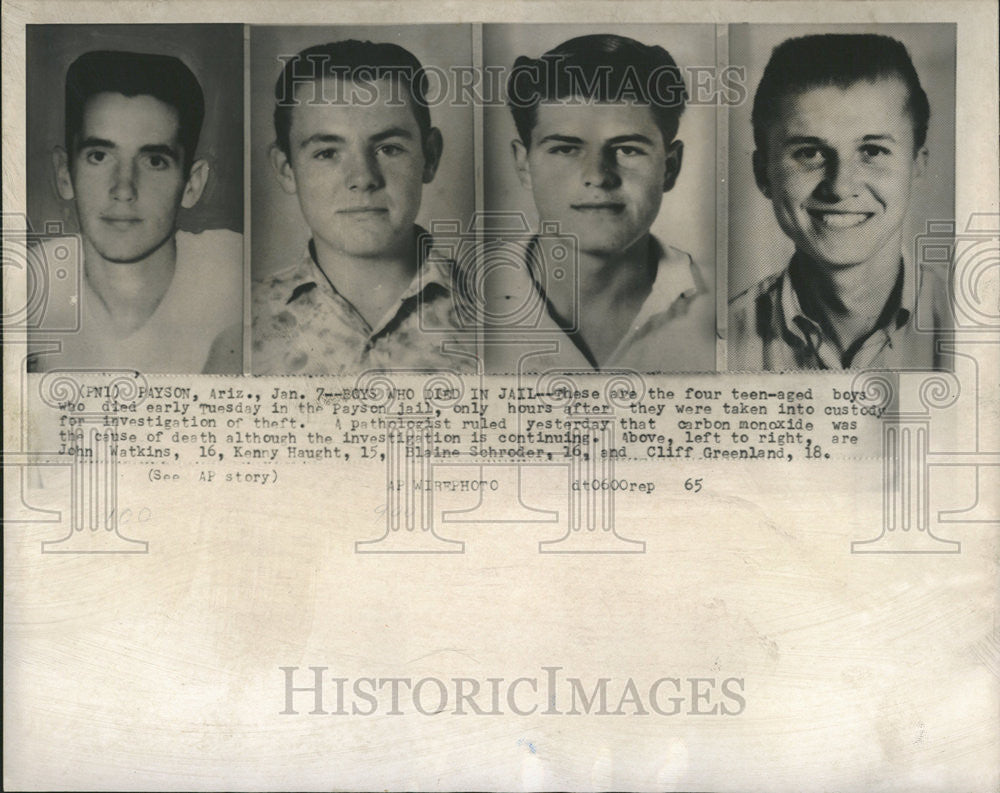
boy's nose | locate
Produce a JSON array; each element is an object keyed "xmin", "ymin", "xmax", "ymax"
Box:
[
  {"xmin": 818, "ymin": 154, "xmax": 863, "ymax": 201},
  {"xmin": 345, "ymin": 150, "xmax": 384, "ymax": 192},
  {"xmin": 110, "ymin": 161, "xmax": 137, "ymax": 201},
  {"xmin": 581, "ymin": 149, "xmax": 620, "ymax": 190}
]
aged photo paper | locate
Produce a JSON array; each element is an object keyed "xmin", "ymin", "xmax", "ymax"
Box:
[{"xmin": 3, "ymin": 1, "xmax": 998, "ymax": 790}]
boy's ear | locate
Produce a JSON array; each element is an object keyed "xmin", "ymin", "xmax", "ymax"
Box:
[
  {"xmin": 662, "ymin": 139, "xmax": 683, "ymax": 192},
  {"xmin": 913, "ymin": 146, "xmax": 929, "ymax": 180},
  {"xmin": 270, "ymin": 143, "xmax": 298, "ymax": 195},
  {"xmin": 180, "ymin": 159, "xmax": 210, "ymax": 209},
  {"xmin": 752, "ymin": 150, "xmax": 772, "ymax": 199},
  {"xmin": 422, "ymin": 127, "xmax": 443, "ymax": 183},
  {"xmin": 53, "ymin": 147, "xmax": 75, "ymax": 201},
  {"xmin": 511, "ymin": 139, "xmax": 532, "ymax": 190}
]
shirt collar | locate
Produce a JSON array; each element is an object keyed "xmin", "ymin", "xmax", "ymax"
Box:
[
  {"xmin": 290, "ymin": 225, "xmax": 454, "ymax": 304},
  {"xmin": 778, "ymin": 259, "xmax": 815, "ymax": 346},
  {"xmin": 410, "ymin": 227, "xmax": 456, "ymax": 299},
  {"xmin": 525, "ymin": 233, "xmax": 698, "ymax": 326},
  {"xmin": 630, "ymin": 235, "xmax": 700, "ymax": 330},
  {"xmin": 897, "ymin": 246, "xmax": 918, "ymax": 323},
  {"xmin": 283, "ymin": 226, "xmax": 455, "ymax": 338},
  {"xmin": 779, "ymin": 249, "xmax": 914, "ymax": 347}
]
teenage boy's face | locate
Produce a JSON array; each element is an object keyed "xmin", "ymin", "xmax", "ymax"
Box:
[
  {"xmin": 61, "ymin": 93, "xmax": 195, "ymax": 264},
  {"xmin": 754, "ymin": 76, "xmax": 927, "ymax": 269},
  {"xmin": 513, "ymin": 99, "xmax": 682, "ymax": 258},
  {"xmin": 274, "ymin": 77, "xmax": 441, "ymax": 260}
]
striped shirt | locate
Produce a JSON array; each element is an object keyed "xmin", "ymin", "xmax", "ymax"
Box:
[{"xmin": 728, "ymin": 253, "xmax": 952, "ymax": 371}]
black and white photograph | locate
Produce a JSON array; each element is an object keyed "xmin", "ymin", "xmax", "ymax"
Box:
[
  {"xmin": 25, "ymin": 24, "xmax": 245, "ymax": 374},
  {"xmin": 3, "ymin": 6, "xmax": 998, "ymax": 793},
  {"xmin": 249, "ymin": 25, "xmax": 479, "ymax": 376},
  {"xmin": 482, "ymin": 23, "xmax": 718, "ymax": 375},
  {"xmin": 727, "ymin": 24, "xmax": 956, "ymax": 372}
]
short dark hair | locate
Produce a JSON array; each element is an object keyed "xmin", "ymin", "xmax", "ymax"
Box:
[
  {"xmin": 65, "ymin": 50, "xmax": 205, "ymax": 174},
  {"xmin": 751, "ymin": 33, "xmax": 930, "ymax": 154},
  {"xmin": 506, "ymin": 34, "xmax": 688, "ymax": 149},
  {"xmin": 273, "ymin": 40, "xmax": 433, "ymax": 157}
]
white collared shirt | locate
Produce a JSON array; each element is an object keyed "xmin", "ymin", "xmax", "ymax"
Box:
[{"xmin": 485, "ymin": 236, "xmax": 716, "ymax": 374}]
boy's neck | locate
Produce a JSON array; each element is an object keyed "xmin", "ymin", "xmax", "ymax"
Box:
[
  {"xmin": 791, "ymin": 234, "xmax": 904, "ymax": 358},
  {"xmin": 540, "ymin": 233, "xmax": 656, "ymax": 317},
  {"xmin": 84, "ymin": 234, "xmax": 178, "ymax": 336},
  {"xmin": 538, "ymin": 232, "xmax": 657, "ymax": 368},
  {"xmin": 311, "ymin": 230, "xmax": 419, "ymax": 329}
]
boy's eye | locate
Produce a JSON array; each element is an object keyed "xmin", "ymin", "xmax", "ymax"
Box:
[
  {"xmin": 860, "ymin": 143, "xmax": 891, "ymax": 160},
  {"xmin": 143, "ymin": 154, "xmax": 172, "ymax": 170},
  {"xmin": 84, "ymin": 150, "xmax": 108, "ymax": 165},
  {"xmin": 313, "ymin": 148, "xmax": 338, "ymax": 161},
  {"xmin": 547, "ymin": 145, "xmax": 579, "ymax": 155},
  {"xmin": 376, "ymin": 143, "xmax": 406, "ymax": 157},
  {"xmin": 613, "ymin": 145, "xmax": 646, "ymax": 159},
  {"xmin": 790, "ymin": 145, "xmax": 828, "ymax": 168}
]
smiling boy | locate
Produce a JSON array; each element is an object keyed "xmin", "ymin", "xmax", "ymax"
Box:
[
  {"xmin": 252, "ymin": 40, "xmax": 473, "ymax": 375},
  {"xmin": 29, "ymin": 50, "xmax": 243, "ymax": 374},
  {"xmin": 729, "ymin": 34, "xmax": 952, "ymax": 371},
  {"xmin": 487, "ymin": 34, "xmax": 715, "ymax": 374}
]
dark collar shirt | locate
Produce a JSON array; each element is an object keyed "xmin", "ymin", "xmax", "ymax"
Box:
[
  {"xmin": 252, "ymin": 230, "xmax": 476, "ymax": 375},
  {"xmin": 728, "ymin": 253, "xmax": 952, "ymax": 372}
]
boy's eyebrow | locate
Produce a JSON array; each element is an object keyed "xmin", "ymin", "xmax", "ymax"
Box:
[
  {"xmin": 139, "ymin": 143, "xmax": 181, "ymax": 159},
  {"xmin": 369, "ymin": 126, "xmax": 414, "ymax": 143},
  {"xmin": 76, "ymin": 138, "xmax": 182, "ymax": 160},
  {"xmin": 298, "ymin": 133, "xmax": 347, "ymax": 150},
  {"xmin": 536, "ymin": 133, "xmax": 660, "ymax": 147},
  {"xmin": 781, "ymin": 135, "xmax": 827, "ymax": 147},
  {"xmin": 77, "ymin": 136, "xmax": 117, "ymax": 151},
  {"xmin": 537, "ymin": 134, "xmax": 585, "ymax": 146},
  {"xmin": 781, "ymin": 134, "xmax": 900, "ymax": 147},
  {"xmin": 298, "ymin": 128, "xmax": 415, "ymax": 150},
  {"xmin": 606, "ymin": 134, "xmax": 657, "ymax": 146}
]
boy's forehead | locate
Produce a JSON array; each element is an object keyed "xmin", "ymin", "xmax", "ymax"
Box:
[
  {"xmin": 531, "ymin": 98, "xmax": 662, "ymax": 140},
  {"xmin": 768, "ymin": 77, "xmax": 914, "ymax": 142},
  {"xmin": 290, "ymin": 76, "xmax": 416, "ymax": 113},
  {"xmin": 287, "ymin": 76, "xmax": 422, "ymax": 141},
  {"xmin": 79, "ymin": 91, "xmax": 182, "ymax": 142}
]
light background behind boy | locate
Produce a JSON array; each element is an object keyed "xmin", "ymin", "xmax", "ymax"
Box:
[
  {"xmin": 250, "ymin": 25, "xmax": 475, "ymax": 283},
  {"xmin": 484, "ymin": 23, "xmax": 717, "ymax": 306},
  {"xmin": 727, "ymin": 23, "xmax": 954, "ymax": 300}
]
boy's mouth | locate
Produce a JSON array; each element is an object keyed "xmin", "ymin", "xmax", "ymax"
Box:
[
  {"xmin": 101, "ymin": 216, "xmax": 143, "ymax": 231},
  {"xmin": 806, "ymin": 209, "xmax": 875, "ymax": 229},
  {"xmin": 337, "ymin": 207, "xmax": 388, "ymax": 215},
  {"xmin": 571, "ymin": 202, "xmax": 626, "ymax": 214}
]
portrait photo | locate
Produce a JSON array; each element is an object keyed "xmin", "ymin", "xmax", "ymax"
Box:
[
  {"xmin": 482, "ymin": 23, "xmax": 719, "ymax": 375},
  {"xmin": 727, "ymin": 24, "xmax": 956, "ymax": 372},
  {"xmin": 25, "ymin": 24, "xmax": 245, "ymax": 374},
  {"xmin": 249, "ymin": 25, "xmax": 478, "ymax": 376}
]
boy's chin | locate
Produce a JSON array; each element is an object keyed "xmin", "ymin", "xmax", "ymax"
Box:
[
  {"xmin": 326, "ymin": 228, "xmax": 413, "ymax": 259},
  {"xmin": 789, "ymin": 219, "xmax": 904, "ymax": 270},
  {"xmin": 795, "ymin": 245, "xmax": 889, "ymax": 270},
  {"xmin": 575, "ymin": 231, "xmax": 647, "ymax": 259},
  {"xmin": 800, "ymin": 233, "xmax": 902, "ymax": 269},
  {"xmin": 90, "ymin": 237, "xmax": 171, "ymax": 265}
]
